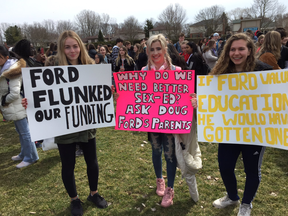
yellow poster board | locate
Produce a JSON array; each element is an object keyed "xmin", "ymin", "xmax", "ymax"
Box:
[{"xmin": 197, "ymin": 69, "xmax": 288, "ymax": 150}]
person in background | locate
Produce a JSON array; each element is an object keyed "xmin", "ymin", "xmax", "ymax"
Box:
[
  {"xmin": 245, "ymin": 29, "xmax": 257, "ymax": 43},
  {"xmin": 186, "ymin": 42, "xmax": 207, "ymax": 90},
  {"xmin": 179, "ymin": 41, "xmax": 189, "ymax": 62},
  {"xmin": 112, "ymin": 38, "xmax": 123, "ymax": 71},
  {"xmin": 0, "ymin": 45, "xmax": 39, "ymax": 168},
  {"xmin": 35, "ymin": 48, "xmax": 46, "ymax": 66},
  {"xmin": 257, "ymin": 31, "xmax": 281, "ymax": 69},
  {"xmin": 255, "ymin": 34, "xmax": 265, "ymax": 53},
  {"xmin": 210, "ymin": 33, "xmax": 272, "ymax": 216},
  {"xmin": 134, "ymin": 43, "xmax": 147, "ymax": 71},
  {"xmin": 197, "ymin": 39, "xmax": 203, "ymax": 53},
  {"xmin": 107, "ymin": 44, "xmax": 113, "ymax": 53},
  {"xmin": 202, "ymin": 39, "xmax": 218, "ymax": 69},
  {"xmin": 13, "ymin": 39, "xmax": 42, "ymax": 67},
  {"xmin": 124, "ymin": 41, "xmax": 134, "ymax": 58},
  {"xmin": 87, "ymin": 44, "xmax": 97, "ymax": 60},
  {"xmin": 201, "ymin": 38, "xmax": 207, "ymax": 51},
  {"xmin": 275, "ymin": 28, "xmax": 288, "ymax": 69},
  {"xmin": 115, "ymin": 46, "xmax": 135, "ymax": 72},
  {"xmin": 23, "ymin": 30, "xmax": 108, "ymax": 216},
  {"xmin": 218, "ymin": 34, "xmax": 231, "ymax": 57},
  {"xmin": 46, "ymin": 42, "xmax": 56, "ymax": 57},
  {"xmin": 95, "ymin": 53, "xmax": 106, "ymax": 64},
  {"xmin": 174, "ymin": 33, "xmax": 185, "ymax": 53},
  {"xmin": 167, "ymin": 43, "xmax": 187, "ymax": 69},
  {"xmin": 140, "ymin": 38, "xmax": 148, "ymax": 46},
  {"xmin": 99, "ymin": 46, "xmax": 113, "ymax": 64}
]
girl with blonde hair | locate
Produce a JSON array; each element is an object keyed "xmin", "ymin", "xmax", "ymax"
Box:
[
  {"xmin": 143, "ymin": 34, "xmax": 177, "ymax": 207},
  {"xmin": 142, "ymin": 34, "xmax": 201, "ymax": 207},
  {"xmin": 115, "ymin": 46, "xmax": 135, "ymax": 72},
  {"xmin": 23, "ymin": 30, "xmax": 108, "ymax": 216},
  {"xmin": 257, "ymin": 31, "xmax": 281, "ymax": 69},
  {"xmin": 255, "ymin": 34, "xmax": 265, "ymax": 53}
]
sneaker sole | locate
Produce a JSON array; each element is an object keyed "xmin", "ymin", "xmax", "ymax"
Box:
[
  {"xmin": 87, "ymin": 196, "xmax": 108, "ymax": 209},
  {"xmin": 213, "ymin": 200, "xmax": 240, "ymax": 209},
  {"xmin": 12, "ymin": 157, "xmax": 22, "ymax": 161}
]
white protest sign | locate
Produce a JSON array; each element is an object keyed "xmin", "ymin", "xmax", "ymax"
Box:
[
  {"xmin": 22, "ymin": 64, "xmax": 115, "ymax": 141},
  {"xmin": 197, "ymin": 69, "xmax": 288, "ymax": 150}
]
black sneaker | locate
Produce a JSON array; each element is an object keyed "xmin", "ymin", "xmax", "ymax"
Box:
[
  {"xmin": 87, "ymin": 193, "xmax": 108, "ymax": 208},
  {"xmin": 71, "ymin": 199, "xmax": 83, "ymax": 216}
]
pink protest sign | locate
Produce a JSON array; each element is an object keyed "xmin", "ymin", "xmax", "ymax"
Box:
[{"xmin": 113, "ymin": 70, "xmax": 195, "ymax": 133}]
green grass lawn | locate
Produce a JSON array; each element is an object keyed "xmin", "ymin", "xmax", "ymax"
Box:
[{"xmin": 0, "ymin": 118, "xmax": 288, "ymax": 216}]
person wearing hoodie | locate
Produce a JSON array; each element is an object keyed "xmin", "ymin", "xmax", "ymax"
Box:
[{"xmin": 0, "ymin": 45, "xmax": 39, "ymax": 168}]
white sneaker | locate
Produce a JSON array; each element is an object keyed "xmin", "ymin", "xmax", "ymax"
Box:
[
  {"xmin": 12, "ymin": 155, "xmax": 22, "ymax": 161},
  {"xmin": 238, "ymin": 203, "xmax": 252, "ymax": 216},
  {"xmin": 16, "ymin": 161, "xmax": 33, "ymax": 168},
  {"xmin": 213, "ymin": 195, "xmax": 240, "ymax": 208}
]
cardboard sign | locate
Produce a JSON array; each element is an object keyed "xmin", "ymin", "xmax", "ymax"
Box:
[
  {"xmin": 113, "ymin": 70, "xmax": 195, "ymax": 133},
  {"xmin": 22, "ymin": 64, "xmax": 115, "ymax": 141},
  {"xmin": 197, "ymin": 70, "xmax": 288, "ymax": 150}
]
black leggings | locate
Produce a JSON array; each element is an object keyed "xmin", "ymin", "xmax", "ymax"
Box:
[{"xmin": 57, "ymin": 138, "xmax": 99, "ymax": 198}]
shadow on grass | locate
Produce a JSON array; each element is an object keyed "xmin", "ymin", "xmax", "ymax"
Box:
[
  {"xmin": 114, "ymin": 190, "xmax": 197, "ymax": 216},
  {"xmin": 54, "ymin": 206, "xmax": 70, "ymax": 216},
  {"xmin": 212, "ymin": 204, "xmax": 239, "ymax": 216},
  {"xmin": 0, "ymin": 155, "xmax": 60, "ymax": 189}
]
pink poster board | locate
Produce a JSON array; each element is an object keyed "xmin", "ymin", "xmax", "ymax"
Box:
[{"xmin": 113, "ymin": 70, "xmax": 195, "ymax": 133}]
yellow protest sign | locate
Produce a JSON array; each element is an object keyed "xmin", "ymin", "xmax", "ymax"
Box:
[{"xmin": 197, "ymin": 69, "xmax": 288, "ymax": 150}]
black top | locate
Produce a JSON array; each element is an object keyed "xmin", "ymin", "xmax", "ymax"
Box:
[{"xmin": 278, "ymin": 46, "xmax": 288, "ymax": 69}]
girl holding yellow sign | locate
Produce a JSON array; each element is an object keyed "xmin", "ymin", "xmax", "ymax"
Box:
[{"xmin": 209, "ymin": 33, "xmax": 272, "ymax": 216}]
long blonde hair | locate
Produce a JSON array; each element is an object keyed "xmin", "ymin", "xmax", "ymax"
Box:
[
  {"xmin": 255, "ymin": 34, "xmax": 265, "ymax": 49},
  {"xmin": 203, "ymin": 39, "xmax": 216, "ymax": 53},
  {"xmin": 56, "ymin": 30, "xmax": 94, "ymax": 65},
  {"xmin": 257, "ymin": 31, "xmax": 281, "ymax": 60},
  {"xmin": 116, "ymin": 46, "xmax": 134, "ymax": 66},
  {"xmin": 146, "ymin": 34, "xmax": 172, "ymax": 70},
  {"xmin": 210, "ymin": 33, "xmax": 256, "ymax": 75}
]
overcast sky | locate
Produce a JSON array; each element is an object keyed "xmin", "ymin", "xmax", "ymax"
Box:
[{"xmin": 2, "ymin": 0, "xmax": 288, "ymax": 25}]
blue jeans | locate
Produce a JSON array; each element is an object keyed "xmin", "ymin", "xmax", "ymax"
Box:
[
  {"xmin": 14, "ymin": 118, "xmax": 39, "ymax": 163},
  {"xmin": 149, "ymin": 132, "xmax": 177, "ymax": 188}
]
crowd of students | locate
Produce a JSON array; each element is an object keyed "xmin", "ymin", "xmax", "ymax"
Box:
[{"xmin": 0, "ymin": 26, "xmax": 288, "ymax": 216}]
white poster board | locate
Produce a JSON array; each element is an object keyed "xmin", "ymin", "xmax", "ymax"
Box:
[
  {"xmin": 197, "ymin": 69, "xmax": 288, "ymax": 150},
  {"xmin": 22, "ymin": 64, "xmax": 115, "ymax": 141}
]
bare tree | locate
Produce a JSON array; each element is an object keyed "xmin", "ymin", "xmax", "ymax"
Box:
[
  {"xmin": 0, "ymin": 23, "xmax": 10, "ymax": 44},
  {"xmin": 21, "ymin": 22, "xmax": 51, "ymax": 47},
  {"xmin": 101, "ymin": 13, "xmax": 110, "ymax": 36},
  {"xmin": 120, "ymin": 16, "xmax": 142, "ymax": 41},
  {"xmin": 252, "ymin": 0, "xmax": 287, "ymax": 28},
  {"xmin": 108, "ymin": 19, "xmax": 119, "ymax": 37},
  {"xmin": 158, "ymin": 3, "xmax": 187, "ymax": 40},
  {"xmin": 182, "ymin": 23, "xmax": 192, "ymax": 38},
  {"xmin": 194, "ymin": 5, "xmax": 225, "ymax": 36},
  {"xmin": 43, "ymin": 20, "xmax": 55, "ymax": 33},
  {"xmin": 227, "ymin": 7, "xmax": 254, "ymax": 21},
  {"xmin": 56, "ymin": 20, "xmax": 75, "ymax": 35},
  {"xmin": 42, "ymin": 20, "xmax": 58, "ymax": 42},
  {"xmin": 275, "ymin": 13, "xmax": 288, "ymax": 30},
  {"xmin": 75, "ymin": 10, "xmax": 101, "ymax": 38}
]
